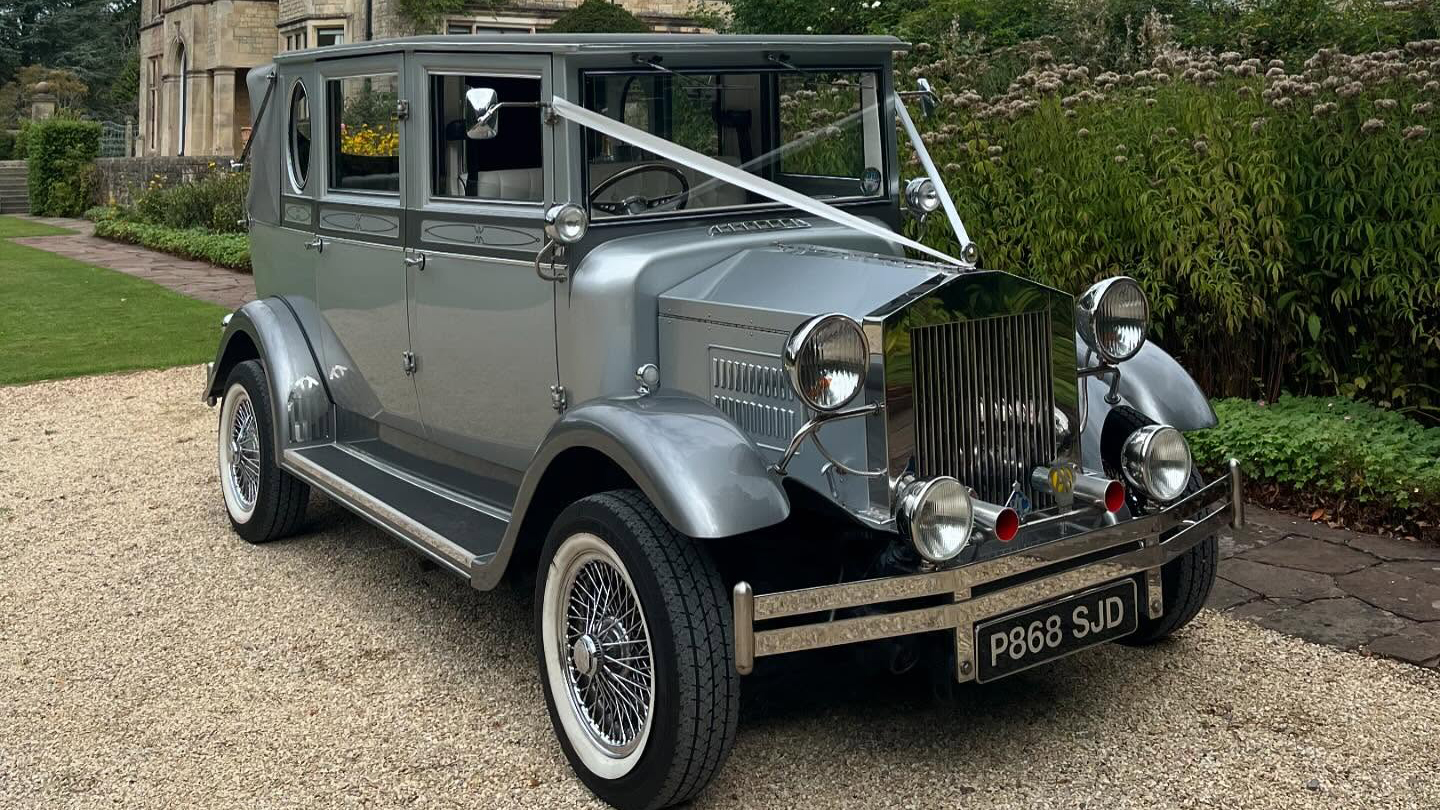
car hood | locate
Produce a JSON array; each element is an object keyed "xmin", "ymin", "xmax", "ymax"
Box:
[{"xmin": 657, "ymin": 243, "xmax": 952, "ymax": 335}]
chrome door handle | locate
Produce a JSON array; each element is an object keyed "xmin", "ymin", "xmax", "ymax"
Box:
[
  {"xmin": 304, "ymin": 237, "xmax": 324, "ymax": 253},
  {"xmin": 404, "ymin": 253, "xmax": 426, "ymax": 271}
]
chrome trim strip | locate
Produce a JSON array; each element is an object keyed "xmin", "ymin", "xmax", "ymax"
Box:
[
  {"xmin": 732, "ymin": 463, "xmax": 1243, "ymax": 681},
  {"xmin": 333, "ymin": 443, "xmax": 512, "ymax": 524},
  {"xmin": 283, "ymin": 448, "xmax": 479, "ymax": 576}
]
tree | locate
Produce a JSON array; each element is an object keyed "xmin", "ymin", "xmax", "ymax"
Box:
[
  {"xmin": 0, "ymin": 0, "xmax": 139, "ymax": 122},
  {"xmin": 549, "ymin": 0, "xmax": 649, "ymax": 33}
]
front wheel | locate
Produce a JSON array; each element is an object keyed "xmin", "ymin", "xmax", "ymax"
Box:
[
  {"xmin": 535, "ymin": 491, "xmax": 738, "ymax": 810},
  {"xmin": 1103, "ymin": 404, "xmax": 1217, "ymax": 645},
  {"xmin": 217, "ymin": 359, "xmax": 309, "ymax": 543}
]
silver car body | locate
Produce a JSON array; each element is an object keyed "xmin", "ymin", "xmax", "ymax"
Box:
[{"xmin": 206, "ymin": 34, "xmax": 1235, "ymax": 681}]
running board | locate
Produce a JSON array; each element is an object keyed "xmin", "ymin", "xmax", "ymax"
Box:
[{"xmin": 283, "ymin": 444, "xmax": 506, "ymax": 580}]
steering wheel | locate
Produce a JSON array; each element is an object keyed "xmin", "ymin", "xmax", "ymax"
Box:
[{"xmin": 589, "ymin": 163, "xmax": 690, "ymax": 216}]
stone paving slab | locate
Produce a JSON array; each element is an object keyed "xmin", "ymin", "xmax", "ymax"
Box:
[
  {"xmin": 1210, "ymin": 507, "xmax": 1440, "ymax": 671},
  {"xmin": 9, "ymin": 216, "xmax": 253, "ymax": 310},
  {"xmin": 1221, "ymin": 558, "xmax": 1345, "ymax": 601},
  {"xmin": 1227, "ymin": 597, "xmax": 1412, "ymax": 650},
  {"xmin": 1336, "ymin": 567, "xmax": 1440, "ymax": 622},
  {"xmin": 1367, "ymin": 624, "xmax": 1440, "ymax": 666}
]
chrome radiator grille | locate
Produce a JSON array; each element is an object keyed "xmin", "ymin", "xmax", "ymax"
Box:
[{"xmin": 911, "ymin": 310, "xmax": 1057, "ymax": 504}]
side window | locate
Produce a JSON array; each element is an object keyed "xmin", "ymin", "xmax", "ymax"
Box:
[
  {"xmin": 287, "ymin": 81, "xmax": 310, "ymax": 191},
  {"xmin": 328, "ymin": 74, "xmax": 401, "ymax": 193},
  {"xmin": 430, "ymin": 73, "xmax": 542, "ymax": 203}
]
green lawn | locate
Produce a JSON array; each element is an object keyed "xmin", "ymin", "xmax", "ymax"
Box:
[
  {"xmin": 0, "ymin": 216, "xmax": 229, "ymax": 385},
  {"xmin": 0, "ymin": 217, "xmax": 73, "ymax": 238}
]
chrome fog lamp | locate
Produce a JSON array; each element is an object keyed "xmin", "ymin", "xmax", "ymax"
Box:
[
  {"xmin": 1121, "ymin": 424, "xmax": 1192, "ymax": 503},
  {"xmin": 896, "ymin": 477, "xmax": 975, "ymax": 563},
  {"xmin": 1076, "ymin": 276, "xmax": 1149, "ymax": 364},
  {"xmin": 544, "ymin": 203, "xmax": 589, "ymax": 245},
  {"xmin": 903, "ymin": 178, "xmax": 940, "ymax": 218},
  {"xmin": 783, "ymin": 313, "xmax": 868, "ymax": 412}
]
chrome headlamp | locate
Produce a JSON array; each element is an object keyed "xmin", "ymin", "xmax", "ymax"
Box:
[
  {"xmin": 896, "ymin": 477, "xmax": 975, "ymax": 563},
  {"xmin": 1121, "ymin": 424, "xmax": 1192, "ymax": 502},
  {"xmin": 1076, "ymin": 276, "xmax": 1149, "ymax": 364},
  {"xmin": 903, "ymin": 177, "xmax": 940, "ymax": 218},
  {"xmin": 544, "ymin": 203, "xmax": 589, "ymax": 245},
  {"xmin": 783, "ymin": 314, "xmax": 868, "ymax": 412}
]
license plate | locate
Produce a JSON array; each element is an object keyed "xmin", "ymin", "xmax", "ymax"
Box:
[{"xmin": 973, "ymin": 579, "xmax": 1138, "ymax": 683}]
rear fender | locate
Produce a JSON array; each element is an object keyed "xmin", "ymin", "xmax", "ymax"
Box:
[{"xmin": 203, "ymin": 298, "xmax": 331, "ymax": 455}]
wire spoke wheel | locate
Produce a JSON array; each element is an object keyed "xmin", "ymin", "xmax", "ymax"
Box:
[
  {"xmin": 536, "ymin": 492, "xmax": 738, "ymax": 808},
  {"xmin": 555, "ymin": 539, "xmax": 655, "ymax": 760},
  {"xmin": 219, "ymin": 382, "xmax": 262, "ymax": 521}
]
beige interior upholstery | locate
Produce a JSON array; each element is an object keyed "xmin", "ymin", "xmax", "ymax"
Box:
[{"xmin": 473, "ymin": 168, "xmax": 544, "ymax": 201}]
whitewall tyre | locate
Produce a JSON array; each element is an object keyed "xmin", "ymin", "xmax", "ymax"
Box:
[
  {"xmin": 217, "ymin": 359, "xmax": 309, "ymax": 544},
  {"xmin": 535, "ymin": 491, "xmax": 739, "ymax": 810}
]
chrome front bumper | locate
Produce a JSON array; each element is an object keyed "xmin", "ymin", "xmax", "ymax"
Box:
[{"xmin": 733, "ymin": 459, "xmax": 1244, "ymax": 682}]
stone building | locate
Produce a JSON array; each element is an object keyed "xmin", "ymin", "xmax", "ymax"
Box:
[{"xmin": 136, "ymin": 0, "xmax": 706, "ymax": 157}]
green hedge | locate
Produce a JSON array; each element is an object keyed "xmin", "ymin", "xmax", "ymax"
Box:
[
  {"xmin": 93, "ymin": 219, "xmax": 251, "ymax": 272},
  {"xmin": 26, "ymin": 119, "xmax": 100, "ymax": 217},
  {"xmin": 0, "ymin": 130, "xmax": 15, "ymax": 161},
  {"xmin": 1191, "ymin": 396, "xmax": 1440, "ymax": 533}
]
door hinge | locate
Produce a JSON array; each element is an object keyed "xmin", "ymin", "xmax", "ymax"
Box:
[
  {"xmin": 549, "ymin": 384, "xmax": 567, "ymax": 413},
  {"xmin": 402, "ymin": 351, "xmax": 417, "ymax": 375},
  {"xmin": 395, "ymin": 99, "xmax": 411, "ymax": 120}
]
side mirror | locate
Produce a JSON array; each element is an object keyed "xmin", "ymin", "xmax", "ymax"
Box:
[{"xmin": 464, "ymin": 87, "xmax": 501, "ymax": 140}]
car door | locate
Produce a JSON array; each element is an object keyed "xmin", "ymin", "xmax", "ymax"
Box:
[
  {"xmin": 405, "ymin": 53, "xmax": 557, "ymax": 495},
  {"xmin": 255, "ymin": 67, "xmax": 327, "ymax": 341},
  {"xmin": 313, "ymin": 53, "xmax": 423, "ymax": 435}
]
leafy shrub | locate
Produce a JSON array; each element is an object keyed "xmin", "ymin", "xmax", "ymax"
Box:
[
  {"xmin": 1191, "ymin": 396, "xmax": 1440, "ymax": 535},
  {"xmin": 93, "ymin": 219, "xmax": 251, "ymax": 271},
  {"xmin": 896, "ymin": 39, "xmax": 1440, "ymax": 417},
  {"xmin": 84, "ymin": 204, "xmax": 120, "ymax": 222},
  {"xmin": 549, "ymin": 0, "xmax": 649, "ymax": 33},
  {"xmin": 26, "ymin": 118, "xmax": 100, "ymax": 217},
  {"xmin": 12, "ymin": 121, "xmax": 31, "ymax": 159},
  {"xmin": 0, "ymin": 130, "xmax": 14, "ymax": 160},
  {"xmin": 132, "ymin": 171, "xmax": 248, "ymax": 234}
]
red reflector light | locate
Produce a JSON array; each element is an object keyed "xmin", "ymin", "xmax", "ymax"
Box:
[
  {"xmin": 1104, "ymin": 480, "xmax": 1126, "ymax": 513},
  {"xmin": 995, "ymin": 508, "xmax": 1020, "ymax": 543}
]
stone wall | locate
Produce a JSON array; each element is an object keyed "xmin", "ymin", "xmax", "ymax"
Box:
[{"xmin": 93, "ymin": 156, "xmax": 234, "ymax": 206}]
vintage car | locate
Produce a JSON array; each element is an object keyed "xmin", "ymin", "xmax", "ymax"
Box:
[{"xmin": 206, "ymin": 33, "xmax": 1244, "ymax": 809}]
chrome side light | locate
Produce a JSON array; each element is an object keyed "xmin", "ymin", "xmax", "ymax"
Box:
[
  {"xmin": 544, "ymin": 203, "xmax": 589, "ymax": 245},
  {"xmin": 896, "ymin": 477, "xmax": 975, "ymax": 562},
  {"xmin": 783, "ymin": 313, "xmax": 868, "ymax": 412},
  {"xmin": 1076, "ymin": 276, "xmax": 1149, "ymax": 364},
  {"xmin": 903, "ymin": 177, "xmax": 940, "ymax": 218},
  {"xmin": 1121, "ymin": 424, "xmax": 1193, "ymax": 503}
]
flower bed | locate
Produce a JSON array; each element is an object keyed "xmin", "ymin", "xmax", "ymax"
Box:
[
  {"xmin": 92, "ymin": 218, "xmax": 250, "ymax": 272},
  {"xmin": 896, "ymin": 38, "xmax": 1440, "ymax": 417}
]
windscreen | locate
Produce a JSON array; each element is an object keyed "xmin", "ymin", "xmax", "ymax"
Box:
[{"xmin": 581, "ymin": 69, "xmax": 886, "ymax": 219}]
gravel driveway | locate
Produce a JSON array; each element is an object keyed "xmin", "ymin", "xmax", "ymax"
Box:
[{"xmin": 3, "ymin": 367, "xmax": 1439, "ymax": 809}]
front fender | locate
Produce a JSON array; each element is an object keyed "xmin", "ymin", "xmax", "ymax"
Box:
[
  {"xmin": 474, "ymin": 393, "xmax": 791, "ymax": 590},
  {"xmin": 1079, "ymin": 341, "xmax": 1217, "ymax": 469},
  {"xmin": 203, "ymin": 298, "xmax": 330, "ymax": 455}
]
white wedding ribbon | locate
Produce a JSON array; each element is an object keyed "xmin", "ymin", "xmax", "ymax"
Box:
[
  {"xmin": 893, "ymin": 94, "xmax": 973, "ymax": 252},
  {"xmin": 549, "ymin": 96, "xmax": 965, "ymax": 267}
]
